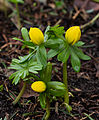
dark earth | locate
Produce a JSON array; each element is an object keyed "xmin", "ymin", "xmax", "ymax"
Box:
[{"xmin": 0, "ymin": 0, "xmax": 99, "ymax": 120}]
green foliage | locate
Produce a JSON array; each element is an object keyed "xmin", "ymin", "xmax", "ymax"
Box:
[
  {"xmin": 21, "ymin": 27, "xmax": 29, "ymax": 41},
  {"xmin": 57, "ymin": 42, "xmax": 70, "ymax": 63},
  {"xmin": 9, "ymin": 24, "xmax": 91, "ymax": 117},
  {"xmin": 8, "ymin": 0, "xmax": 24, "ymax": 4},
  {"xmin": 47, "ymin": 81, "xmax": 66, "ymax": 97},
  {"xmin": 44, "ymin": 26, "xmax": 50, "ymax": 42},
  {"xmin": 0, "ymin": 85, "xmax": 3, "ymax": 91},
  {"xmin": 36, "ymin": 45, "xmax": 47, "ymax": 68},
  {"xmin": 45, "ymin": 38, "xmax": 63, "ymax": 49},
  {"xmin": 64, "ymin": 103, "xmax": 72, "ymax": 113},
  {"xmin": 55, "ymin": 0, "xmax": 64, "ymax": 9},
  {"xmin": 58, "ymin": 47, "xmax": 70, "ymax": 63},
  {"xmin": 40, "ymin": 62, "xmax": 52, "ymax": 83},
  {"xmin": 73, "ymin": 47, "xmax": 91, "ymax": 60},
  {"xmin": 70, "ymin": 48, "xmax": 81, "ymax": 72},
  {"xmin": 57, "ymin": 39, "xmax": 91, "ymax": 72},
  {"xmin": 9, "ymin": 56, "xmax": 42, "ymax": 85},
  {"xmin": 39, "ymin": 92, "xmax": 46, "ymax": 109},
  {"xmin": 46, "ymin": 25, "xmax": 65, "ymax": 39},
  {"xmin": 74, "ymin": 41, "xmax": 85, "ymax": 47},
  {"xmin": 92, "ymin": 0, "xmax": 99, "ymax": 3},
  {"xmin": 13, "ymin": 37, "xmax": 35, "ymax": 49}
]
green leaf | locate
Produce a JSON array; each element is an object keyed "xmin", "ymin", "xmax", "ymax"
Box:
[
  {"xmin": 13, "ymin": 37, "xmax": 35, "ymax": 48},
  {"xmin": 36, "ymin": 45, "xmax": 47, "ymax": 68},
  {"xmin": 0, "ymin": 85, "xmax": 3, "ymax": 92},
  {"xmin": 50, "ymin": 25, "xmax": 65, "ymax": 36},
  {"xmin": 70, "ymin": 48, "xmax": 81, "ymax": 72},
  {"xmin": 73, "ymin": 47, "xmax": 91, "ymax": 60},
  {"xmin": 46, "ymin": 25, "xmax": 65, "ymax": 40},
  {"xmin": 45, "ymin": 38, "xmax": 63, "ymax": 49},
  {"xmin": 29, "ymin": 64, "xmax": 42, "ymax": 74},
  {"xmin": 92, "ymin": 0, "xmax": 99, "ymax": 3},
  {"xmin": 64, "ymin": 103, "xmax": 72, "ymax": 113},
  {"xmin": 55, "ymin": 1, "xmax": 64, "ymax": 9},
  {"xmin": 47, "ymin": 40, "xmax": 66, "ymax": 59},
  {"xmin": 44, "ymin": 26, "xmax": 50, "ymax": 42},
  {"xmin": 23, "ymin": 41, "xmax": 35, "ymax": 48},
  {"xmin": 39, "ymin": 93, "xmax": 46, "ymax": 109},
  {"xmin": 9, "ymin": 0, "xmax": 24, "ymax": 4},
  {"xmin": 49, "ymin": 89, "xmax": 66, "ymax": 97},
  {"xmin": 9, "ymin": 56, "xmax": 42, "ymax": 85},
  {"xmin": 40, "ymin": 62, "xmax": 52, "ymax": 83},
  {"xmin": 74, "ymin": 41, "xmax": 85, "ymax": 47},
  {"xmin": 9, "ymin": 71, "xmax": 19, "ymax": 80},
  {"xmin": 47, "ymin": 49, "xmax": 59, "ymax": 59},
  {"xmin": 13, "ymin": 37, "xmax": 23, "ymax": 42},
  {"xmin": 12, "ymin": 74, "xmax": 20, "ymax": 85},
  {"xmin": 58, "ymin": 46, "xmax": 70, "ymax": 63},
  {"xmin": 18, "ymin": 51, "xmax": 34, "ymax": 63},
  {"xmin": 21, "ymin": 27, "xmax": 29, "ymax": 41},
  {"xmin": 47, "ymin": 81, "xmax": 66, "ymax": 97}
]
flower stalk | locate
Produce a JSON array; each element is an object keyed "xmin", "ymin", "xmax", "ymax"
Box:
[
  {"xmin": 63, "ymin": 61, "xmax": 69, "ymax": 104},
  {"xmin": 45, "ymin": 97, "xmax": 50, "ymax": 120},
  {"xmin": 13, "ymin": 81, "xmax": 27, "ymax": 105}
]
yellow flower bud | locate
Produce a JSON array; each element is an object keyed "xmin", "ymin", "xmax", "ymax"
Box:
[
  {"xmin": 29, "ymin": 27, "xmax": 44, "ymax": 45},
  {"xmin": 31, "ymin": 81, "xmax": 46, "ymax": 92},
  {"xmin": 65, "ymin": 26, "xmax": 81, "ymax": 45}
]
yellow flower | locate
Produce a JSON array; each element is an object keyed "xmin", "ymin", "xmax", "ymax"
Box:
[
  {"xmin": 29, "ymin": 27, "xmax": 44, "ymax": 45},
  {"xmin": 31, "ymin": 81, "xmax": 46, "ymax": 92},
  {"xmin": 65, "ymin": 26, "xmax": 81, "ymax": 45}
]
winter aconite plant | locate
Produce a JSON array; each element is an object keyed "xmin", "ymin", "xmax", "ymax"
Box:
[
  {"xmin": 9, "ymin": 27, "xmax": 66, "ymax": 120},
  {"xmin": 46, "ymin": 25, "xmax": 91, "ymax": 111},
  {"xmin": 9, "ymin": 25, "xmax": 91, "ymax": 120}
]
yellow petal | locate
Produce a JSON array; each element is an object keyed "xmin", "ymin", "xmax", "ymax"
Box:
[
  {"xmin": 29, "ymin": 27, "xmax": 44, "ymax": 45},
  {"xmin": 31, "ymin": 81, "xmax": 46, "ymax": 92},
  {"xmin": 65, "ymin": 26, "xmax": 81, "ymax": 45}
]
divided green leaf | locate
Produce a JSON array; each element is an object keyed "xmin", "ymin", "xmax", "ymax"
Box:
[
  {"xmin": 45, "ymin": 38, "xmax": 63, "ymax": 49},
  {"xmin": 70, "ymin": 48, "xmax": 81, "ymax": 72},
  {"xmin": 58, "ymin": 45, "xmax": 70, "ymax": 63},
  {"xmin": 74, "ymin": 41, "xmax": 85, "ymax": 47},
  {"xmin": 73, "ymin": 47, "xmax": 91, "ymax": 60},
  {"xmin": 46, "ymin": 25, "xmax": 65, "ymax": 40},
  {"xmin": 36, "ymin": 45, "xmax": 47, "ymax": 68},
  {"xmin": 9, "ymin": 56, "xmax": 42, "ymax": 85}
]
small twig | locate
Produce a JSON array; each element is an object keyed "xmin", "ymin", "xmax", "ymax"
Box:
[
  {"xmin": 2, "ymin": 34, "xmax": 8, "ymax": 43},
  {"xmin": 80, "ymin": 112, "xmax": 95, "ymax": 120},
  {"xmin": 4, "ymin": 80, "xmax": 9, "ymax": 92},
  {"xmin": 73, "ymin": 0, "xmax": 89, "ymax": 20},
  {"xmin": 54, "ymin": 19, "xmax": 62, "ymax": 26},
  {"xmin": 0, "ymin": 41, "xmax": 21, "ymax": 49},
  {"xmin": 55, "ymin": 102, "xmax": 59, "ymax": 114},
  {"xmin": 80, "ymin": 13, "xmax": 99, "ymax": 29}
]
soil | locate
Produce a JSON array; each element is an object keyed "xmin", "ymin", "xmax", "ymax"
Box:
[{"xmin": 0, "ymin": 0, "xmax": 99, "ymax": 120}]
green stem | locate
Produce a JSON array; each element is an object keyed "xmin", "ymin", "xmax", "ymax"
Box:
[
  {"xmin": 16, "ymin": 2, "xmax": 21, "ymax": 29},
  {"xmin": 13, "ymin": 81, "xmax": 26, "ymax": 105},
  {"xmin": 45, "ymin": 97, "xmax": 50, "ymax": 120},
  {"xmin": 63, "ymin": 61, "xmax": 69, "ymax": 104}
]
